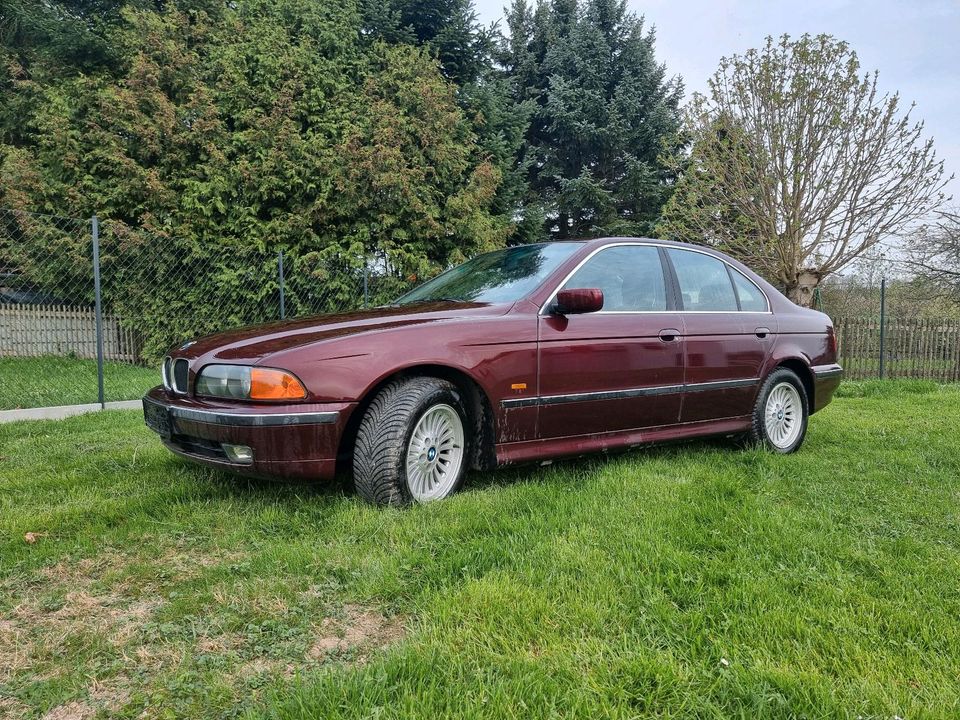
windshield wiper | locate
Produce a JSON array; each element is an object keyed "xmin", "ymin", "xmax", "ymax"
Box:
[{"xmin": 389, "ymin": 297, "xmax": 467, "ymax": 307}]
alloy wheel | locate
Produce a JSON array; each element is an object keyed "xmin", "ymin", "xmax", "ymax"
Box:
[
  {"xmin": 405, "ymin": 404, "xmax": 465, "ymax": 502},
  {"xmin": 764, "ymin": 381, "xmax": 803, "ymax": 449}
]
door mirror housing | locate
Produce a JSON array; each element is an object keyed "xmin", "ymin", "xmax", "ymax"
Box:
[{"xmin": 553, "ymin": 288, "xmax": 604, "ymax": 315}]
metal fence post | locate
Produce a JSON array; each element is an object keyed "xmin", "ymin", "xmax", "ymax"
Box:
[
  {"xmin": 362, "ymin": 260, "xmax": 369, "ymax": 309},
  {"xmin": 879, "ymin": 276, "xmax": 886, "ymax": 380},
  {"xmin": 91, "ymin": 215, "xmax": 106, "ymax": 408},
  {"xmin": 278, "ymin": 250, "xmax": 286, "ymax": 320}
]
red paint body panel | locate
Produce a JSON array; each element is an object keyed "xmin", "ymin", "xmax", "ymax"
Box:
[
  {"xmin": 537, "ymin": 312, "xmax": 684, "ymax": 436},
  {"xmin": 679, "ymin": 312, "xmax": 776, "ymax": 422},
  {"xmin": 143, "ymin": 238, "xmax": 842, "ymax": 482}
]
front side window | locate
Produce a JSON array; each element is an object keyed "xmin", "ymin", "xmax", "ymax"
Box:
[
  {"xmin": 668, "ymin": 249, "xmax": 738, "ymax": 312},
  {"xmin": 731, "ymin": 269, "xmax": 768, "ymax": 312},
  {"xmin": 562, "ymin": 245, "xmax": 667, "ymax": 311}
]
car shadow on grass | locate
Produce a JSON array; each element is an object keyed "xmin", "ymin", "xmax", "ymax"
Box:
[
  {"xmin": 171, "ymin": 434, "xmax": 746, "ymax": 507},
  {"xmin": 464, "ymin": 435, "xmax": 739, "ymax": 491},
  {"xmin": 174, "ymin": 459, "xmax": 352, "ymax": 504}
]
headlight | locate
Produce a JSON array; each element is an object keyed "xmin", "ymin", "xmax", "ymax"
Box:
[{"xmin": 195, "ymin": 365, "xmax": 307, "ymax": 401}]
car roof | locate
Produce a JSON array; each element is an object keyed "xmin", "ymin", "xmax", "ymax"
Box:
[
  {"xmin": 535, "ymin": 236, "xmax": 745, "ymax": 264},
  {"xmin": 574, "ymin": 236, "xmax": 716, "ymax": 251},
  {"xmin": 494, "ymin": 237, "xmax": 719, "ymax": 253}
]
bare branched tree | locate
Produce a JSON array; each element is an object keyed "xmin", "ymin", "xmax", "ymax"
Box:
[
  {"xmin": 903, "ymin": 208, "xmax": 960, "ymax": 302},
  {"xmin": 658, "ymin": 34, "xmax": 951, "ymax": 306}
]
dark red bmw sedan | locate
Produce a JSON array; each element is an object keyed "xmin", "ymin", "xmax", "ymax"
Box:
[{"xmin": 144, "ymin": 238, "xmax": 842, "ymax": 505}]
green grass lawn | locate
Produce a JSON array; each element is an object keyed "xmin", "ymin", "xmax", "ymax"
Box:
[
  {"xmin": 0, "ymin": 356, "xmax": 159, "ymax": 410},
  {"xmin": 1, "ymin": 380, "xmax": 959, "ymax": 718}
]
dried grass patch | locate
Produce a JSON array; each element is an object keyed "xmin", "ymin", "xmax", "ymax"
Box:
[{"xmin": 307, "ymin": 604, "xmax": 405, "ymax": 663}]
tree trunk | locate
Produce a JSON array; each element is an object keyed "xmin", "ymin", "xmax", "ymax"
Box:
[{"xmin": 785, "ymin": 271, "xmax": 821, "ymax": 308}]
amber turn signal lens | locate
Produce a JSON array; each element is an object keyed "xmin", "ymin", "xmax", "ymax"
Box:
[{"xmin": 249, "ymin": 368, "xmax": 307, "ymax": 400}]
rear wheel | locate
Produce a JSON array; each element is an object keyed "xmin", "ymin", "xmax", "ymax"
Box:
[
  {"xmin": 353, "ymin": 377, "xmax": 469, "ymax": 506},
  {"xmin": 746, "ymin": 368, "xmax": 809, "ymax": 453}
]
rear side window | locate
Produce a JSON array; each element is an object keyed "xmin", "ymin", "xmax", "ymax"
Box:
[
  {"xmin": 563, "ymin": 245, "xmax": 667, "ymax": 311},
  {"xmin": 668, "ymin": 249, "xmax": 738, "ymax": 311},
  {"xmin": 730, "ymin": 269, "xmax": 768, "ymax": 312}
]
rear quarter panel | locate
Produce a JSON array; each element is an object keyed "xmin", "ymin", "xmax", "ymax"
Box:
[
  {"xmin": 766, "ymin": 305, "xmax": 840, "ymax": 412},
  {"xmin": 768, "ymin": 307, "xmax": 837, "ymax": 368}
]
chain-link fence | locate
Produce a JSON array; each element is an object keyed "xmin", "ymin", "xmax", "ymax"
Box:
[
  {"xmin": 1, "ymin": 209, "xmax": 98, "ymax": 409},
  {"xmin": 4, "ymin": 206, "xmax": 960, "ymax": 411},
  {"xmin": 1, "ymin": 208, "xmax": 413, "ymax": 411}
]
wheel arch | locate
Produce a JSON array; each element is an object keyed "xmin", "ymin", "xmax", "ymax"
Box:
[
  {"xmin": 774, "ymin": 358, "xmax": 815, "ymax": 411},
  {"xmin": 336, "ymin": 363, "xmax": 497, "ymax": 475}
]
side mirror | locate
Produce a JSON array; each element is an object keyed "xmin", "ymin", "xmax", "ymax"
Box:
[{"xmin": 554, "ymin": 288, "xmax": 604, "ymax": 315}]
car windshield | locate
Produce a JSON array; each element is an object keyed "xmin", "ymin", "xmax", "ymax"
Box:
[{"xmin": 393, "ymin": 242, "xmax": 584, "ymax": 305}]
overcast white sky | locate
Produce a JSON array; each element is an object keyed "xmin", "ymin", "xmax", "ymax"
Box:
[{"xmin": 473, "ymin": 0, "xmax": 960, "ymax": 196}]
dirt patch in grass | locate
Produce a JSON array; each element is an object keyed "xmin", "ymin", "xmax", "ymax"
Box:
[
  {"xmin": 0, "ymin": 618, "xmax": 26, "ymax": 677},
  {"xmin": 197, "ymin": 631, "xmax": 246, "ymax": 655},
  {"xmin": 189, "ymin": 603, "xmax": 406, "ymax": 681},
  {"xmin": 307, "ymin": 604, "xmax": 405, "ymax": 663},
  {"xmin": 7, "ymin": 590, "xmax": 160, "ymax": 646},
  {"xmin": 41, "ymin": 700, "xmax": 96, "ymax": 720},
  {"xmin": 3, "ymin": 541, "xmax": 404, "ymax": 716},
  {"xmin": 132, "ymin": 643, "xmax": 186, "ymax": 675},
  {"xmin": 36, "ymin": 678, "xmax": 131, "ymax": 720},
  {"xmin": 37, "ymin": 551, "xmax": 127, "ymax": 585},
  {"xmin": 36, "ymin": 544, "xmax": 249, "ymax": 590},
  {"xmin": 0, "ymin": 544, "xmax": 247, "ymax": 708},
  {"xmin": 0, "ymin": 696, "xmax": 30, "ymax": 720},
  {"xmin": 238, "ymin": 657, "xmax": 297, "ymax": 680}
]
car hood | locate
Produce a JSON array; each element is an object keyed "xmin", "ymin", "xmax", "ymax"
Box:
[{"xmin": 172, "ymin": 301, "xmax": 512, "ymax": 364}]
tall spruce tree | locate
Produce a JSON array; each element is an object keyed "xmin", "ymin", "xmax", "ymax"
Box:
[
  {"xmin": 501, "ymin": 0, "xmax": 682, "ymax": 239},
  {"xmin": 359, "ymin": 0, "xmax": 491, "ymax": 84}
]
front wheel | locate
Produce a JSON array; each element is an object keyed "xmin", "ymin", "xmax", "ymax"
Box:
[
  {"xmin": 353, "ymin": 377, "xmax": 469, "ymax": 506},
  {"xmin": 746, "ymin": 368, "xmax": 809, "ymax": 453}
]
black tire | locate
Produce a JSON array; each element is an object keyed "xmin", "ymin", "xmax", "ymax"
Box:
[
  {"xmin": 745, "ymin": 367, "xmax": 809, "ymax": 453},
  {"xmin": 353, "ymin": 377, "xmax": 470, "ymax": 506}
]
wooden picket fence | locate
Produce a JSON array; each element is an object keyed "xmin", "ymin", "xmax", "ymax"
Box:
[
  {"xmin": 0, "ymin": 303, "xmax": 141, "ymax": 362},
  {"xmin": 834, "ymin": 317, "xmax": 960, "ymax": 381}
]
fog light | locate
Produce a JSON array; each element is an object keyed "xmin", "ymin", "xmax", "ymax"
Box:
[{"xmin": 222, "ymin": 443, "xmax": 254, "ymax": 465}]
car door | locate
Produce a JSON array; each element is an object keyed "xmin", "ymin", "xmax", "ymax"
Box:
[
  {"xmin": 537, "ymin": 244, "xmax": 684, "ymax": 439},
  {"xmin": 663, "ymin": 248, "xmax": 776, "ymax": 423}
]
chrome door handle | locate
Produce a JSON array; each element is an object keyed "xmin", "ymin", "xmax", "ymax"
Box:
[{"xmin": 659, "ymin": 328, "xmax": 680, "ymax": 342}]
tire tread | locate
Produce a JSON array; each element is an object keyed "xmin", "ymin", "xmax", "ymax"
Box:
[
  {"xmin": 746, "ymin": 367, "xmax": 809, "ymax": 453},
  {"xmin": 353, "ymin": 377, "xmax": 463, "ymax": 506}
]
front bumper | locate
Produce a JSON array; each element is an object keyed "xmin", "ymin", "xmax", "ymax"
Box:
[{"xmin": 142, "ymin": 386, "xmax": 355, "ymax": 480}]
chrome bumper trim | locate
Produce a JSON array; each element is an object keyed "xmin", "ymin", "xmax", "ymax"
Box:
[{"xmin": 143, "ymin": 395, "xmax": 338, "ymax": 427}]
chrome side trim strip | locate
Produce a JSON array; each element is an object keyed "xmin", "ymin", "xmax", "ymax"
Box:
[
  {"xmin": 501, "ymin": 377, "xmax": 758, "ymax": 408},
  {"xmin": 682, "ymin": 378, "xmax": 759, "ymax": 393},
  {"xmin": 143, "ymin": 396, "xmax": 338, "ymax": 426},
  {"xmin": 503, "ymin": 384, "xmax": 685, "ymax": 408}
]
